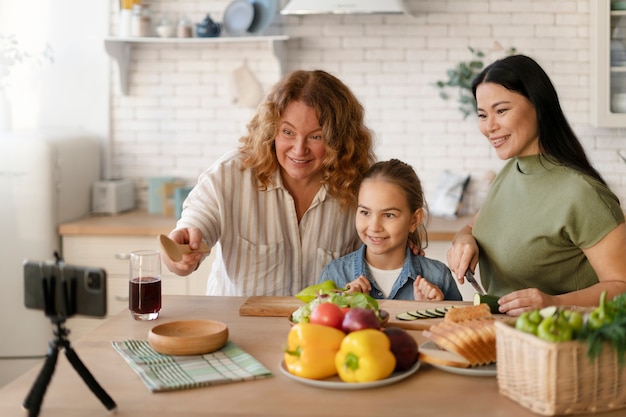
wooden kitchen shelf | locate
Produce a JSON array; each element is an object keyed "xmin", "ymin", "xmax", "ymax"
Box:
[{"xmin": 104, "ymin": 35, "xmax": 290, "ymax": 95}]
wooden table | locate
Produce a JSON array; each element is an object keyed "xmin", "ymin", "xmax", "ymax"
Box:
[{"xmin": 0, "ymin": 296, "xmax": 620, "ymax": 417}]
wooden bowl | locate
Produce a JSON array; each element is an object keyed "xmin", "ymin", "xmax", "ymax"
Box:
[{"xmin": 148, "ymin": 320, "xmax": 228, "ymax": 356}]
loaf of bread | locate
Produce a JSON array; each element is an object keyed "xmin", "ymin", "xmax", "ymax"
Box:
[{"xmin": 420, "ymin": 304, "xmax": 496, "ymax": 367}]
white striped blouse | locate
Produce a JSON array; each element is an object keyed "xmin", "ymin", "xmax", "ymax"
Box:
[{"xmin": 176, "ymin": 150, "xmax": 360, "ymax": 296}]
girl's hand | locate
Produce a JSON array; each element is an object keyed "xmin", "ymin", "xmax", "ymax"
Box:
[
  {"xmin": 413, "ymin": 276, "xmax": 444, "ymax": 301},
  {"xmin": 497, "ymin": 288, "xmax": 557, "ymax": 317},
  {"xmin": 345, "ymin": 275, "xmax": 371, "ymax": 294}
]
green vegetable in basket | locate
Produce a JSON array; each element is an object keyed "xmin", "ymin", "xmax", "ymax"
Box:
[
  {"xmin": 562, "ymin": 309, "xmax": 584, "ymax": 336},
  {"xmin": 515, "ymin": 309, "xmax": 542, "ymax": 335},
  {"xmin": 537, "ymin": 312, "xmax": 573, "ymax": 343},
  {"xmin": 578, "ymin": 292, "xmax": 626, "ymax": 365},
  {"xmin": 587, "ymin": 291, "xmax": 614, "ymax": 331}
]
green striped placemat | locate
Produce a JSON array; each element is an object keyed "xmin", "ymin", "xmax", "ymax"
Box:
[{"xmin": 112, "ymin": 340, "xmax": 272, "ymax": 392}]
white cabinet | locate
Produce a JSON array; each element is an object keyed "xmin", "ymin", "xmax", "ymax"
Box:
[
  {"xmin": 62, "ymin": 234, "xmax": 213, "ymax": 338},
  {"xmin": 591, "ymin": 0, "xmax": 626, "ymax": 127}
]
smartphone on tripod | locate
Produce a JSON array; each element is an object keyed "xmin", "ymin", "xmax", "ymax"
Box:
[{"xmin": 23, "ymin": 259, "xmax": 107, "ymax": 318}]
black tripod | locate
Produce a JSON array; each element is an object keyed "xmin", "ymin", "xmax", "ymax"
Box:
[{"xmin": 22, "ymin": 258, "xmax": 116, "ymax": 417}]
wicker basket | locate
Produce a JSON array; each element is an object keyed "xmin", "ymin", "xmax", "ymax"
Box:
[{"xmin": 495, "ymin": 320, "xmax": 626, "ymax": 416}]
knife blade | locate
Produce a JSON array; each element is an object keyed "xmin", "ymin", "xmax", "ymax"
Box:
[{"xmin": 465, "ymin": 269, "xmax": 485, "ymax": 295}]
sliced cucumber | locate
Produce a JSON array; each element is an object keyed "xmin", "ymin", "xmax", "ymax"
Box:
[
  {"xmin": 422, "ymin": 309, "xmax": 441, "ymax": 318},
  {"xmin": 407, "ymin": 310, "xmax": 429, "ymax": 318},
  {"xmin": 434, "ymin": 306, "xmax": 449, "ymax": 315},
  {"xmin": 396, "ymin": 312, "xmax": 419, "ymax": 321},
  {"xmin": 473, "ymin": 293, "xmax": 500, "ymax": 314}
]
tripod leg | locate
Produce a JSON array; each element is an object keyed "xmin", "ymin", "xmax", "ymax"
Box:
[
  {"xmin": 64, "ymin": 345, "xmax": 117, "ymax": 411},
  {"xmin": 23, "ymin": 342, "xmax": 59, "ymax": 417}
]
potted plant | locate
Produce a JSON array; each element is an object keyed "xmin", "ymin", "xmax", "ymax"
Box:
[{"xmin": 436, "ymin": 46, "xmax": 516, "ymax": 119}]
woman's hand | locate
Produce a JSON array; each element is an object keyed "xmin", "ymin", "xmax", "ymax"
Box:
[
  {"xmin": 413, "ymin": 276, "xmax": 444, "ymax": 301},
  {"xmin": 162, "ymin": 227, "xmax": 206, "ymax": 276},
  {"xmin": 345, "ymin": 275, "xmax": 371, "ymax": 294},
  {"xmin": 446, "ymin": 221, "xmax": 479, "ymax": 284},
  {"xmin": 496, "ymin": 288, "xmax": 557, "ymax": 317}
]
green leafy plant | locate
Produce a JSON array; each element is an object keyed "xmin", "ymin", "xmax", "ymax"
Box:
[{"xmin": 436, "ymin": 46, "xmax": 516, "ymax": 119}]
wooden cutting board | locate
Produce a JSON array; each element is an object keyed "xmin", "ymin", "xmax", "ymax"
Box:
[{"xmin": 239, "ymin": 296, "xmax": 305, "ymax": 317}]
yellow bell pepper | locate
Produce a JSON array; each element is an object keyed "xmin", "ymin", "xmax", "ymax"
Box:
[
  {"xmin": 335, "ymin": 329, "xmax": 396, "ymax": 383},
  {"xmin": 283, "ymin": 323, "xmax": 345, "ymax": 380}
]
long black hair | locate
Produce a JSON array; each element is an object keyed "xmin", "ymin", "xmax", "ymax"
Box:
[{"xmin": 471, "ymin": 54, "xmax": 606, "ymax": 186}]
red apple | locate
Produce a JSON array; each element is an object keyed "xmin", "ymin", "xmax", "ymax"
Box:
[{"xmin": 383, "ymin": 327, "xmax": 419, "ymax": 371}]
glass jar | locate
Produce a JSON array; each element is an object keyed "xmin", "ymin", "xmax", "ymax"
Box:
[
  {"xmin": 131, "ymin": 4, "xmax": 152, "ymax": 37},
  {"xmin": 177, "ymin": 15, "xmax": 193, "ymax": 38}
]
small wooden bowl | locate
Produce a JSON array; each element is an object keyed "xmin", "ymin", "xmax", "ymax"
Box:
[{"xmin": 148, "ymin": 320, "xmax": 229, "ymax": 356}]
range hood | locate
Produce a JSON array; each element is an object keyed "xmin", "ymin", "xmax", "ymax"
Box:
[{"xmin": 280, "ymin": 0, "xmax": 408, "ymax": 15}]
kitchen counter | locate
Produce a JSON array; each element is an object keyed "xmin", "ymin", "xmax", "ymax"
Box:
[
  {"xmin": 59, "ymin": 210, "xmax": 472, "ymax": 241},
  {"xmin": 2, "ymin": 295, "xmax": 618, "ymax": 417}
]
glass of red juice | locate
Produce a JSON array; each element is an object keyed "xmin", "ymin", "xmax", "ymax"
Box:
[{"xmin": 129, "ymin": 250, "xmax": 162, "ymax": 321}]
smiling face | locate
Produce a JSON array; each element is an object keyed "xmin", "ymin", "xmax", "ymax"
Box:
[
  {"xmin": 274, "ymin": 100, "xmax": 326, "ymax": 187},
  {"xmin": 356, "ymin": 178, "xmax": 422, "ymax": 270},
  {"xmin": 475, "ymin": 82, "xmax": 540, "ymax": 160}
]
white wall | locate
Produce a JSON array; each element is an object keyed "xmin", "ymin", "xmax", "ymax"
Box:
[
  {"xmin": 0, "ymin": 0, "xmax": 109, "ymax": 176},
  {"xmin": 6, "ymin": 1, "xmax": 623, "ymax": 211},
  {"xmin": 104, "ymin": 0, "xmax": 626, "ymax": 212}
]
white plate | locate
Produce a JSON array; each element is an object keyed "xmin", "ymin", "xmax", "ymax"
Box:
[
  {"xmin": 223, "ymin": 0, "xmax": 255, "ymax": 35},
  {"xmin": 247, "ymin": 0, "xmax": 278, "ymax": 34},
  {"xmin": 420, "ymin": 341, "xmax": 497, "ymax": 377},
  {"xmin": 279, "ymin": 359, "xmax": 421, "ymax": 389}
]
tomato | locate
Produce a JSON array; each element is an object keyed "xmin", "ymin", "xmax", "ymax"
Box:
[{"xmin": 309, "ymin": 302, "xmax": 345, "ymax": 330}]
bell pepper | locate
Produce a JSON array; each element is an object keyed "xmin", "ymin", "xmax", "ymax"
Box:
[
  {"xmin": 587, "ymin": 291, "xmax": 615, "ymax": 330},
  {"xmin": 515, "ymin": 309, "xmax": 542, "ymax": 335},
  {"xmin": 562, "ymin": 309, "xmax": 584, "ymax": 336},
  {"xmin": 335, "ymin": 329, "xmax": 396, "ymax": 383},
  {"xmin": 537, "ymin": 312, "xmax": 573, "ymax": 342},
  {"xmin": 283, "ymin": 323, "xmax": 345, "ymax": 380}
]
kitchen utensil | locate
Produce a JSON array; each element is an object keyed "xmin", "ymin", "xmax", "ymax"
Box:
[
  {"xmin": 148, "ymin": 320, "xmax": 228, "ymax": 355},
  {"xmin": 465, "ymin": 269, "xmax": 485, "ymax": 295},
  {"xmin": 247, "ymin": 0, "xmax": 278, "ymax": 34},
  {"xmin": 223, "ymin": 0, "xmax": 255, "ymax": 35},
  {"xmin": 196, "ymin": 14, "xmax": 221, "ymax": 37},
  {"xmin": 158, "ymin": 234, "xmax": 211, "ymax": 262}
]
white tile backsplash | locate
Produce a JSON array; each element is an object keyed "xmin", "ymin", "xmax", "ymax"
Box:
[{"xmin": 108, "ymin": 0, "xmax": 626, "ymax": 212}]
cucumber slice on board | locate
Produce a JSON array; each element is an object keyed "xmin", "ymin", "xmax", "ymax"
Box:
[
  {"xmin": 424, "ymin": 308, "xmax": 445, "ymax": 318},
  {"xmin": 407, "ymin": 310, "xmax": 429, "ymax": 318},
  {"xmin": 473, "ymin": 293, "xmax": 500, "ymax": 314},
  {"xmin": 396, "ymin": 312, "xmax": 419, "ymax": 321}
]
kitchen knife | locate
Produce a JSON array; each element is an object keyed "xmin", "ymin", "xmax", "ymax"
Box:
[{"xmin": 465, "ymin": 269, "xmax": 486, "ymax": 295}]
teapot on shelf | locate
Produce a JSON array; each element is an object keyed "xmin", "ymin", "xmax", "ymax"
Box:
[{"xmin": 196, "ymin": 14, "xmax": 221, "ymax": 37}]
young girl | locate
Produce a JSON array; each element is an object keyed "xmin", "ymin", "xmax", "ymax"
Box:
[{"xmin": 317, "ymin": 159, "xmax": 462, "ymax": 301}]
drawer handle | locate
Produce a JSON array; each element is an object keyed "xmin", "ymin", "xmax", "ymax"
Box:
[
  {"xmin": 115, "ymin": 295, "xmax": 129, "ymax": 302},
  {"xmin": 115, "ymin": 253, "xmax": 130, "ymax": 260}
]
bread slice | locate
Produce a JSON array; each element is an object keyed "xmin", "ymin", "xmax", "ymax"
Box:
[
  {"xmin": 444, "ymin": 303, "xmax": 491, "ymax": 323},
  {"xmin": 419, "ymin": 343, "xmax": 471, "ymax": 368},
  {"xmin": 423, "ymin": 304, "xmax": 497, "ymax": 367}
]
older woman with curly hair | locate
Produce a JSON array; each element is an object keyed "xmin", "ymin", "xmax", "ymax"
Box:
[{"xmin": 163, "ymin": 70, "xmax": 376, "ymax": 296}]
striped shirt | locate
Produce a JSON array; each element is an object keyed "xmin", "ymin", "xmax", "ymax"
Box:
[{"xmin": 176, "ymin": 150, "xmax": 360, "ymax": 296}]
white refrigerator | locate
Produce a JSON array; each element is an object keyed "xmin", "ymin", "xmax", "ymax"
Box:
[{"xmin": 0, "ymin": 131, "xmax": 101, "ymax": 386}]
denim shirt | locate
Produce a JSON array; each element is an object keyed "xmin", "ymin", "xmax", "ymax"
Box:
[{"xmin": 317, "ymin": 245, "xmax": 462, "ymax": 301}]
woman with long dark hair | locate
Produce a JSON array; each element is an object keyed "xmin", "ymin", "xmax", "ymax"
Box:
[{"xmin": 447, "ymin": 55, "xmax": 626, "ymax": 315}]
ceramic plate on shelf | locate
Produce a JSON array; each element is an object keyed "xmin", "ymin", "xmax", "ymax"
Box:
[
  {"xmin": 279, "ymin": 359, "xmax": 421, "ymax": 390},
  {"xmin": 223, "ymin": 0, "xmax": 255, "ymax": 35},
  {"xmin": 419, "ymin": 341, "xmax": 497, "ymax": 377},
  {"xmin": 247, "ymin": 0, "xmax": 279, "ymax": 34}
]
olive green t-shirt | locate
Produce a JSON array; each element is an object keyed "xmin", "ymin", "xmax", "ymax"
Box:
[{"xmin": 473, "ymin": 155, "xmax": 624, "ymax": 296}]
